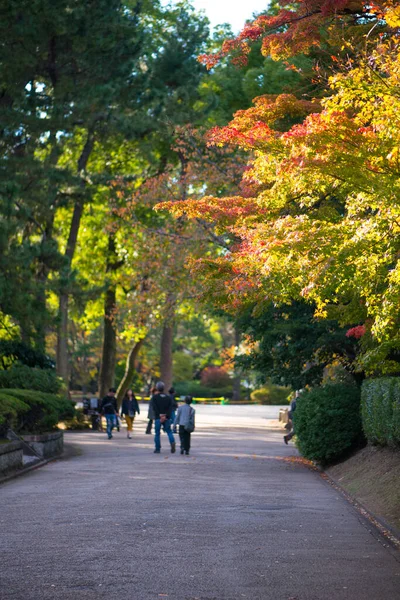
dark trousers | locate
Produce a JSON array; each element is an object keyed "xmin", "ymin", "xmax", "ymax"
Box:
[
  {"xmin": 146, "ymin": 419, "xmax": 153, "ymax": 434},
  {"xmin": 179, "ymin": 425, "xmax": 191, "ymax": 452}
]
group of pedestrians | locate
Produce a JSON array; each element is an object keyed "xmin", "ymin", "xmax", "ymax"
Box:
[{"xmin": 99, "ymin": 381, "xmax": 195, "ymax": 455}]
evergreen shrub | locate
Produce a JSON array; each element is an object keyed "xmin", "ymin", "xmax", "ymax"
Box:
[
  {"xmin": 251, "ymin": 381, "xmax": 290, "ymax": 405},
  {"xmin": 294, "ymin": 383, "xmax": 363, "ymax": 465},
  {"xmin": 361, "ymin": 378, "xmax": 400, "ymax": 447},
  {"xmin": 174, "ymin": 381, "xmax": 233, "ymax": 399},
  {"xmin": 0, "ymin": 389, "xmax": 74, "ymax": 434},
  {"xmin": 0, "ymin": 391, "xmax": 29, "ymax": 438},
  {"xmin": 0, "ymin": 364, "xmax": 64, "ymax": 394}
]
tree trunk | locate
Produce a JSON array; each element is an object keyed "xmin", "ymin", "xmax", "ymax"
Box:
[
  {"xmin": 116, "ymin": 338, "xmax": 145, "ymax": 407},
  {"xmin": 232, "ymin": 327, "xmax": 241, "ymax": 401},
  {"xmin": 56, "ymin": 131, "xmax": 94, "ymax": 384},
  {"xmin": 160, "ymin": 322, "xmax": 174, "ymax": 391},
  {"xmin": 98, "ymin": 233, "xmax": 121, "ymax": 398},
  {"xmin": 98, "ymin": 287, "xmax": 117, "ymax": 399},
  {"xmin": 56, "ymin": 293, "xmax": 69, "ymax": 382}
]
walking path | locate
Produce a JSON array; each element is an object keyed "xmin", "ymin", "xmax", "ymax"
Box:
[{"xmin": 1, "ymin": 405, "xmax": 399, "ymax": 600}]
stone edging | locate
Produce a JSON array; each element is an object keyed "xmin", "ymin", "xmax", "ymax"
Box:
[{"xmin": 0, "ymin": 455, "xmax": 58, "ymax": 486}]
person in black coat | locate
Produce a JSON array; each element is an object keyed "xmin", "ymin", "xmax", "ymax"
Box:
[
  {"xmin": 152, "ymin": 381, "xmax": 176, "ymax": 454},
  {"xmin": 100, "ymin": 388, "xmax": 118, "ymax": 439},
  {"xmin": 120, "ymin": 389, "xmax": 140, "ymax": 439}
]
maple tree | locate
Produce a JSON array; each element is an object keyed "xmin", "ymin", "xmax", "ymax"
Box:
[
  {"xmin": 199, "ymin": 1, "xmax": 398, "ymax": 67},
  {"xmin": 160, "ymin": 7, "xmax": 400, "ymax": 377}
]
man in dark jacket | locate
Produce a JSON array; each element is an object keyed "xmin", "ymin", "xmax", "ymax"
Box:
[
  {"xmin": 100, "ymin": 388, "xmax": 118, "ymax": 440},
  {"xmin": 152, "ymin": 381, "xmax": 175, "ymax": 454}
]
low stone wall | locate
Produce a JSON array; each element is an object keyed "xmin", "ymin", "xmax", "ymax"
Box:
[
  {"xmin": 22, "ymin": 431, "xmax": 64, "ymax": 459},
  {"xmin": 0, "ymin": 441, "xmax": 23, "ymax": 474}
]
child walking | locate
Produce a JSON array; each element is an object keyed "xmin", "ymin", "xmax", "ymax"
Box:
[{"xmin": 174, "ymin": 396, "xmax": 195, "ymax": 455}]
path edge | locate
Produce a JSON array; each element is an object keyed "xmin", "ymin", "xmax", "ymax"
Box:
[{"xmin": 318, "ymin": 465, "xmax": 400, "ymax": 553}]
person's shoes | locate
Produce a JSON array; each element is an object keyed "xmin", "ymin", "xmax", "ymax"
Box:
[
  {"xmin": 180, "ymin": 449, "xmax": 184, "ymax": 455},
  {"xmin": 145, "ymin": 430, "xmax": 151, "ymax": 435},
  {"xmin": 108, "ymin": 436, "xmax": 112, "ymax": 440},
  {"xmin": 154, "ymin": 449, "xmax": 160, "ymax": 453},
  {"xmin": 171, "ymin": 442, "xmax": 176, "ymax": 454},
  {"xmin": 127, "ymin": 433, "xmax": 132, "ymax": 439},
  {"xmin": 185, "ymin": 451, "xmax": 189, "ymax": 455},
  {"xmin": 283, "ymin": 435, "xmax": 288, "ymax": 445}
]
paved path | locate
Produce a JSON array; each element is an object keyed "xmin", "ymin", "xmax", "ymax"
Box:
[{"xmin": 1, "ymin": 405, "xmax": 399, "ymax": 600}]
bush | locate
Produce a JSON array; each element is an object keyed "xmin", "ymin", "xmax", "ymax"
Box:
[
  {"xmin": 0, "ymin": 391, "xmax": 30, "ymax": 438},
  {"xmin": 0, "ymin": 364, "xmax": 64, "ymax": 394},
  {"xmin": 294, "ymin": 383, "xmax": 363, "ymax": 465},
  {"xmin": 200, "ymin": 367, "xmax": 232, "ymax": 389},
  {"xmin": 251, "ymin": 381, "xmax": 291, "ymax": 404},
  {"xmin": 0, "ymin": 389, "xmax": 74, "ymax": 434},
  {"xmin": 361, "ymin": 377, "xmax": 400, "ymax": 447},
  {"xmin": 174, "ymin": 381, "xmax": 232, "ymax": 399}
]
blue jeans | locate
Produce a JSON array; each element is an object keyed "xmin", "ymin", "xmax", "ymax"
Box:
[
  {"xmin": 105, "ymin": 414, "xmax": 115, "ymax": 438},
  {"xmin": 154, "ymin": 418, "xmax": 175, "ymax": 451}
]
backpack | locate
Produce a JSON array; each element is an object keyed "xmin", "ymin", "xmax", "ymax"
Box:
[{"xmin": 185, "ymin": 407, "xmax": 195, "ymax": 433}]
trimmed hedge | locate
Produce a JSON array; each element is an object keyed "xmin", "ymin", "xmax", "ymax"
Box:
[
  {"xmin": 294, "ymin": 383, "xmax": 363, "ymax": 465},
  {"xmin": 0, "ymin": 364, "xmax": 64, "ymax": 394},
  {"xmin": 251, "ymin": 381, "xmax": 291, "ymax": 405},
  {"xmin": 361, "ymin": 378, "xmax": 400, "ymax": 447},
  {"xmin": 0, "ymin": 392, "xmax": 30, "ymax": 438},
  {"xmin": 0, "ymin": 389, "xmax": 74, "ymax": 436}
]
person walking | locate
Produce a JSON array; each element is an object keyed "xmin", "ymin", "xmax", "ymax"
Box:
[
  {"xmin": 284, "ymin": 391, "xmax": 299, "ymax": 444},
  {"xmin": 120, "ymin": 389, "xmax": 140, "ymax": 439},
  {"xmin": 152, "ymin": 381, "xmax": 176, "ymax": 454},
  {"xmin": 146, "ymin": 386, "xmax": 156, "ymax": 434},
  {"xmin": 100, "ymin": 387, "xmax": 118, "ymax": 440},
  {"xmin": 174, "ymin": 395, "xmax": 195, "ymax": 455}
]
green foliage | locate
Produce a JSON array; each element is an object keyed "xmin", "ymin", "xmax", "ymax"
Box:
[
  {"xmin": 0, "ymin": 340, "xmax": 55, "ymax": 370},
  {"xmin": 2, "ymin": 389, "xmax": 74, "ymax": 434},
  {"xmin": 0, "ymin": 364, "xmax": 64, "ymax": 394},
  {"xmin": 251, "ymin": 381, "xmax": 290, "ymax": 405},
  {"xmin": 172, "ymin": 352, "xmax": 194, "ymax": 382},
  {"xmin": 236, "ymin": 302, "xmax": 360, "ymax": 389},
  {"xmin": 294, "ymin": 383, "xmax": 363, "ymax": 465},
  {"xmin": 0, "ymin": 391, "xmax": 30, "ymax": 438},
  {"xmin": 174, "ymin": 380, "xmax": 232, "ymax": 399},
  {"xmin": 361, "ymin": 378, "xmax": 400, "ymax": 447}
]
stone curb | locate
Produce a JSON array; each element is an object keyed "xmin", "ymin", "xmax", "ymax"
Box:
[
  {"xmin": 318, "ymin": 465, "xmax": 400, "ymax": 553},
  {"xmin": 0, "ymin": 454, "xmax": 60, "ymax": 486}
]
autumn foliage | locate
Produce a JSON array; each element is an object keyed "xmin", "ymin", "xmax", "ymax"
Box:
[
  {"xmin": 199, "ymin": 1, "xmax": 399, "ymax": 66},
  {"xmin": 160, "ymin": 6, "xmax": 400, "ymax": 376}
]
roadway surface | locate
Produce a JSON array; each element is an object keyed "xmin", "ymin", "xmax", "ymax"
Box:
[{"xmin": 1, "ymin": 405, "xmax": 400, "ymax": 600}]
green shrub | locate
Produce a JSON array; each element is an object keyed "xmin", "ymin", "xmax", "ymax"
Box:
[
  {"xmin": 361, "ymin": 377, "xmax": 400, "ymax": 447},
  {"xmin": 0, "ymin": 340, "xmax": 55, "ymax": 370},
  {"xmin": 294, "ymin": 383, "xmax": 363, "ymax": 465},
  {"xmin": 0, "ymin": 364, "xmax": 64, "ymax": 394},
  {"xmin": 0, "ymin": 391, "xmax": 30, "ymax": 438},
  {"xmin": 174, "ymin": 381, "xmax": 233, "ymax": 398},
  {"xmin": 1, "ymin": 389, "xmax": 74, "ymax": 434},
  {"xmin": 251, "ymin": 381, "xmax": 291, "ymax": 405}
]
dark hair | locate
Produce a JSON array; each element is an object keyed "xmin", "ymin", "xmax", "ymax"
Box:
[
  {"xmin": 126, "ymin": 390, "xmax": 136, "ymax": 399},
  {"xmin": 156, "ymin": 381, "xmax": 165, "ymax": 392},
  {"xmin": 169, "ymin": 387, "xmax": 175, "ymax": 394},
  {"xmin": 109, "ymin": 387, "xmax": 116, "ymax": 393},
  {"xmin": 185, "ymin": 395, "xmax": 193, "ymax": 405}
]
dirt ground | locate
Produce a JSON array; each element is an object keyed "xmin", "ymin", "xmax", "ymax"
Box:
[{"xmin": 327, "ymin": 444, "xmax": 400, "ymax": 533}]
